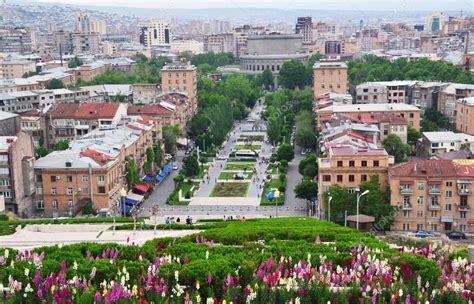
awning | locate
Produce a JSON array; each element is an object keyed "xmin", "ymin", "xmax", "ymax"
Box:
[
  {"xmin": 441, "ymin": 216, "xmax": 453, "ymax": 223},
  {"xmin": 427, "ymin": 181, "xmax": 442, "ymax": 185},
  {"xmin": 400, "ymin": 180, "xmax": 414, "ymax": 184},
  {"xmin": 156, "ymin": 175, "xmax": 163, "ymax": 182},
  {"xmin": 176, "ymin": 137, "xmax": 188, "ymax": 146},
  {"xmin": 142, "ymin": 175, "xmax": 154, "ymax": 182},
  {"xmin": 467, "ymin": 220, "xmax": 474, "ymax": 225},
  {"xmin": 126, "ymin": 192, "xmax": 144, "ymax": 205},
  {"xmin": 159, "ymin": 171, "xmax": 167, "ymax": 177},
  {"xmin": 134, "ymin": 184, "xmax": 151, "ymax": 193}
]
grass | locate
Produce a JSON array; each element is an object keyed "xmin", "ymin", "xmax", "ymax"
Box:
[
  {"xmin": 260, "ymin": 179, "xmax": 285, "ymax": 206},
  {"xmin": 167, "ymin": 182, "xmax": 200, "ymax": 205},
  {"xmin": 224, "ymin": 162, "xmax": 255, "ymax": 170},
  {"xmin": 267, "ymin": 163, "xmax": 281, "ymax": 174},
  {"xmin": 238, "ymin": 135, "xmax": 264, "ymax": 141},
  {"xmin": 210, "ymin": 182, "xmax": 250, "ymax": 197},
  {"xmin": 218, "ymin": 171, "xmax": 253, "ymax": 180},
  {"xmin": 234, "ymin": 144, "xmax": 262, "ymax": 151}
]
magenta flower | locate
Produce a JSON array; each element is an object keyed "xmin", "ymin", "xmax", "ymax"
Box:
[
  {"xmin": 90, "ymin": 266, "xmax": 97, "ymax": 279},
  {"xmin": 37, "ymin": 288, "xmax": 43, "ymax": 299},
  {"xmin": 94, "ymin": 291, "xmax": 101, "ymax": 302},
  {"xmin": 207, "ymin": 273, "xmax": 212, "ymax": 284}
]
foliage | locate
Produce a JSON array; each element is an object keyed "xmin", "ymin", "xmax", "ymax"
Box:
[
  {"xmin": 276, "ymin": 144, "xmax": 294, "ymax": 162},
  {"xmin": 182, "ymin": 153, "xmax": 200, "ymax": 177},
  {"xmin": 46, "ymin": 78, "xmax": 65, "ymax": 89},
  {"xmin": 407, "ymin": 126, "xmax": 421, "ymax": 146},
  {"xmin": 163, "ymin": 125, "xmax": 183, "ymax": 153},
  {"xmin": 35, "ymin": 146, "xmax": 49, "ymax": 159},
  {"xmin": 294, "ymin": 178, "xmax": 317, "ymax": 201},
  {"xmin": 125, "ymin": 158, "xmax": 139, "ymax": 189},
  {"xmin": 348, "ymin": 55, "xmax": 473, "ymax": 85},
  {"xmin": 279, "ymin": 59, "xmax": 308, "ymax": 89},
  {"xmin": 110, "ymin": 93, "xmax": 127, "ymax": 102},
  {"xmin": 421, "ymin": 108, "xmax": 451, "ymax": 131},
  {"xmin": 295, "ymin": 110, "xmax": 316, "ymax": 149},
  {"xmin": 382, "ymin": 134, "xmax": 410, "ymax": 163},
  {"xmin": 306, "ymin": 52, "xmax": 325, "ymax": 83},
  {"xmin": 154, "ymin": 141, "xmax": 163, "ymax": 167},
  {"xmin": 298, "ymin": 153, "xmax": 317, "ymax": 179},
  {"xmin": 259, "ymin": 69, "xmax": 274, "ymax": 90},
  {"xmin": 82, "ymin": 201, "xmax": 94, "ymax": 215},
  {"xmin": 54, "ymin": 139, "xmax": 69, "ymax": 151},
  {"xmin": 67, "ymin": 56, "xmax": 84, "ymax": 68},
  {"xmin": 190, "ymin": 52, "xmax": 236, "ymax": 68}
]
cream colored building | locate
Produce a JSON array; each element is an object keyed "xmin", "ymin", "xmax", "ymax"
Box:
[
  {"xmin": 161, "ymin": 60, "xmax": 197, "ymax": 116},
  {"xmin": 0, "ymin": 60, "xmax": 36, "ymax": 79},
  {"xmin": 456, "ymin": 97, "xmax": 474, "ymax": 135},
  {"xmin": 313, "ymin": 61, "xmax": 348, "ymax": 98}
]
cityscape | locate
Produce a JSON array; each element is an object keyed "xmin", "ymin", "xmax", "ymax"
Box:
[{"xmin": 0, "ymin": 0, "xmax": 473, "ymax": 302}]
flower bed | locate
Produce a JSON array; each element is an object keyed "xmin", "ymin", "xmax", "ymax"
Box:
[
  {"xmin": 210, "ymin": 182, "xmax": 250, "ymax": 197},
  {"xmin": 0, "ymin": 218, "xmax": 471, "ymax": 303},
  {"xmin": 223, "ymin": 162, "xmax": 256, "ymax": 171},
  {"xmin": 218, "ymin": 171, "xmax": 253, "ymax": 180}
]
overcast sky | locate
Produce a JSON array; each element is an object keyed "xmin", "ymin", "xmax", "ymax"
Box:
[{"xmin": 35, "ymin": 0, "xmax": 474, "ymax": 11}]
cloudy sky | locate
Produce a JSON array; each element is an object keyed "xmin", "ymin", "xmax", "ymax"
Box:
[{"xmin": 35, "ymin": 0, "xmax": 474, "ymax": 11}]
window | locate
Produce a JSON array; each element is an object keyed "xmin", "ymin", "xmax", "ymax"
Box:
[
  {"xmin": 37, "ymin": 200, "xmax": 44, "ymax": 209},
  {"xmin": 403, "ymin": 223, "xmax": 410, "ymax": 231},
  {"xmin": 445, "ymin": 204, "xmax": 452, "ymax": 211},
  {"xmin": 361, "ymin": 160, "xmax": 367, "ymax": 167},
  {"xmin": 417, "ymin": 196, "xmax": 424, "ymax": 205},
  {"xmin": 51, "ymin": 188, "xmax": 57, "ymax": 195},
  {"xmin": 418, "ymin": 182, "xmax": 424, "ymax": 190},
  {"xmin": 349, "ymin": 175, "xmax": 355, "ymax": 182},
  {"xmin": 337, "ymin": 175, "xmax": 343, "ymax": 182},
  {"xmin": 67, "ymin": 200, "xmax": 73, "ymax": 208},
  {"xmin": 323, "ymin": 175, "xmax": 331, "ymax": 182},
  {"xmin": 373, "ymin": 160, "xmax": 379, "ymax": 167},
  {"xmin": 446, "ymin": 181, "xmax": 452, "ymax": 187},
  {"xmin": 82, "ymin": 176, "xmax": 88, "ymax": 182},
  {"xmin": 361, "ymin": 175, "xmax": 367, "ymax": 182},
  {"xmin": 417, "ymin": 211, "xmax": 423, "ymax": 218},
  {"xmin": 66, "ymin": 176, "xmax": 72, "ymax": 182},
  {"xmin": 403, "ymin": 211, "xmax": 410, "ymax": 218},
  {"xmin": 98, "ymin": 186, "xmax": 106, "ymax": 194},
  {"xmin": 349, "ymin": 161, "xmax": 355, "ymax": 167},
  {"xmin": 431, "ymin": 211, "xmax": 437, "ymax": 217},
  {"xmin": 416, "ymin": 224, "xmax": 423, "ymax": 231},
  {"xmin": 460, "ymin": 211, "xmax": 467, "ymax": 219},
  {"xmin": 51, "ymin": 176, "xmax": 57, "ymax": 182},
  {"xmin": 67, "ymin": 188, "xmax": 73, "ymax": 195},
  {"xmin": 431, "ymin": 224, "xmax": 437, "ymax": 231},
  {"xmin": 445, "ymin": 190, "xmax": 452, "ymax": 198},
  {"xmin": 459, "ymin": 224, "xmax": 466, "ymax": 232},
  {"xmin": 410, "ymin": 113, "xmax": 414, "ymax": 118},
  {"xmin": 97, "ymin": 176, "xmax": 105, "ymax": 182},
  {"xmin": 52, "ymin": 200, "xmax": 58, "ymax": 209},
  {"xmin": 337, "ymin": 161, "xmax": 343, "ymax": 167},
  {"xmin": 36, "ymin": 175, "xmax": 42, "ymax": 182}
]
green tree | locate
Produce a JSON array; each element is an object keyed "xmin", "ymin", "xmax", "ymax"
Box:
[
  {"xmin": 279, "ymin": 60, "xmax": 308, "ymax": 89},
  {"xmin": 125, "ymin": 158, "xmax": 139, "ymax": 189},
  {"xmin": 382, "ymin": 134, "xmax": 410, "ymax": 163},
  {"xmin": 267, "ymin": 117, "xmax": 282, "ymax": 145},
  {"xmin": 68, "ymin": 56, "xmax": 84, "ymax": 68},
  {"xmin": 422, "ymin": 108, "xmax": 450, "ymax": 131},
  {"xmin": 154, "ymin": 142, "xmax": 163, "ymax": 167},
  {"xmin": 276, "ymin": 144, "xmax": 294, "ymax": 162},
  {"xmin": 260, "ymin": 69, "xmax": 273, "ymax": 90},
  {"xmin": 183, "ymin": 153, "xmax": 200, "ymax": 177},
  {"xmin": 294, "ymin": 178, "xmax": 318, "ymax": 201},
  {"xmin": 298, "ymin": 154, "xmax": 317, "ymax": 179},
  {"xmin": 295, "ymin": 111, "xmax": 316, "ymax": 149},
  {"xmin": 35, "ymin": 146, "xmax": 49, "ymax": 158},
  {"xmin": 111, "ymin": 93, "xmax": 127, "ymax": 102},
  {"xmin": 173, "ymin": 174, "xmax": 185, "ymax": 190},
  {"xmin": 54, "ymin": 139, "xmax": 69, "ymax": 151},
  {"xmin": 407, "ymin": 126, "xmax": 421, "ymax": 146},
  {"xmin": 47, "ymin": 79, "xmax": 65, "ymax": 89},
  {"xmin": 163, "ymin": 125, "xmax": 183, "ymax": 154}
]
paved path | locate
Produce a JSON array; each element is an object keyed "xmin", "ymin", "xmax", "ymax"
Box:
[{"xmin": 284, "ymin": 144, "xmax": 309, "ymax": 215}]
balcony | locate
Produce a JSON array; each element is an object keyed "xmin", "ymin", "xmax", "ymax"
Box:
[
  {"xmin": 401, "ymin": 203, "xmax": 412, "ymax": 210},
  {"xmin": 458, "ymin": 204, "xmax": 470, "ymax": 211},
  {"xmin": 458, "ymin": 188, "xmax": 471, "ymax": 196},
  {"xmin": 428, "ymin": 187, "xmax": 441, "ymax": 196},
  {"xmin": 428, "ymin": 203, "xmax": 441, "ymax": 210},
  {"xmin": 97, "ymin": 180, "xmax": 105, "ymax": 186},
  {"xmin": 400, "ymin": 187, "xmax": 413, "ymax": 195}
]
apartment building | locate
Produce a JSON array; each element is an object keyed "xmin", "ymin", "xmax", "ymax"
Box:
[
  {"xmin": 295, "ymin": 17, "xmax": 313, "ymax": 45},
  {"xmin": 34, "ymin": 122, "xmax": 153, "ymax": 217},
  {"xmin": 318, "ymin": 144, "xmax": 393, "ymax": 207},
  {"xmin": 411, "ymin": 82, "xmax": 448, "ymax": 111},
  {"xmin": 71, "ymin": 32, "xmax": 100, "ymax": 55},
  {"xmin": 157, "ymin": 92, "xmax": 190, "ymax": 130},
  {"xmin": 438, "ymin": 84, "xmax": 474, "ymax": 125},
  {"xmin": 47, "ymin": 103, "xmax": 127, "ymax": 147},
  {"xmin": 0, "ymin": 111, "xmax": 20, "ymax": 136},
  {"xmin": 0, "ymin": 60, "xmax": 36, "ymax": 79},
  {"xmin": 203, "ymin": 33, "xmax": 235, "ymax": 54},
  {"xmin": 421, "ymin": 131, "xmax": 474, "ymax": 157},
  {"xmin": 74, "ymin": 62, "xmax": 110, "ymax": 82},
  {"xmin": 0, "ymin": 28, "xmax": 32, "ymax": 54},
  {"xmin": 127, "ymin": 103, "xmax": 175, "ymax": 138},
  {"xmin": 0, "ymin": 132, "xmax": 35, "ymax": 217},
  {"xmin": 139, "ymin": 21, "xmax": 171, "ymax": 47},
  {"xmin": 313, "ymin": 61, "xmax": 348, "ymax": 98},
  {"xmin": 317, "ymin": 103, "xmax": 422, "ymax": 130},
  {"xmin": 161, "ymin": 60, "xmax": 198, "ymax": 116},
  {"xmin": 19, "ymin": 109, "xmax": 48, "ymax": 148},
  {"xmin": 456, "ymin": 97, "xmax": 474, "ymax": 135},
  {"xmin": 132, "ymin": 84, "xmax": 158, "ymax": 104},
  {"xmin": 355, "ymin": 83, "xmax": 388, "ymax": 104},
  {"xmin": 389, "ymin": 159, "xmax": 474, "ymax": 233}
]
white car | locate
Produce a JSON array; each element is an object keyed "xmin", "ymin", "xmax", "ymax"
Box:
[
  {"xmin": 165, "ymin": 154, "xmax": 173, "ymax": 160},
  {"xmin": 217, "ymin": 155, "xmax": 228, "ymax": 160},
  {"xmin": 172, "ymin": 165, "xmax": 179, "ymax": 170}
]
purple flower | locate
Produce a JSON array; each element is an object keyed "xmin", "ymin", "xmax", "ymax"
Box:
[
  {"xmin": 37, "ymin": 288, "xmax": 43, "ymax": 299},
  {"xmin": 61, "ymin": 260, "xmax": 67, "ymax": 273},
  {"xmin": 207, "ymin": 273, "xmax": 212, "ymax": 284},
  {"xmin": 90, "ymin": 266, "xmax": 97, "ymax": 279},
  {"xmin": 33, "ymin": 271, "xmax": 41, "ymax": 285},
  {"xmin": 94, "ymin": 291, "xmax": 101, "ymax": 302}
]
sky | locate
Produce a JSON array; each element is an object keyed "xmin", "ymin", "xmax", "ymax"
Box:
[{"xmin": 34, "ymin": 0, "xmax": 474, "ymax": 11}]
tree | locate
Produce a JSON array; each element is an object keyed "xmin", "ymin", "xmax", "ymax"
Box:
[
  {"xmin": 68, "ymin": 56, "xmax": 84, "ymax": 68},
  {"xmin": 163, "ymin": 125, "xmax": 183, "ymax": 154},
  {"xmin": 294, "ymin": 178, "xmax": 317, "ymax": 201},
  {"xmin": 47, "ymin": 79, "xmax": 65, "ymax": 89},
  {"xmin": 407, "ymin": 126, "xmax": 421, "ymax": 147},
  {"xmin": 279, "ymin": 60, "xmax": 308, "ymax": 89},
  {"xmin": 295, "ymin": 111, "xmax": 316, "ymax": 150},
  {"xmin": 276, "ymin": 144, "xmax": 294, "ymax": 162},
  {"xmin": 35, "ymin": 146, "xmax": 49, "ymax": 158},
  {"xmin": 54, "ymin": 139, "xmax": 69, "ymax": 151},
  {"xmin": 422, "ymin": 108, "xmax": 450, "ymax": 131},
  {"xmin": 154, "ymin": 142, "xmax": 163, "ymax": 167},
  {"xmin": 298, "ymin": 154, "xmax": 317, "ymax": 179},
  {"xmin": 260, "ymin": 69, "xmax": 273, "ymax": 90},
  {"xmin": 267, "ymin": 117, "xmax": 282, "ymax": 145},
  {"xmin": 382, "ymin": 134, "xmax": 410, "ymax": 163},
  {"xmin": 111, "ymin": 93, "xmax": 127, "ymax": 102},
  {"xmin": 183, "ymin": 153, "xmax": 200, "ymax": 177},
  {"xmin": 173, "ymin": 174, "xmax": 185, "ymax": 190},
  {"xmin": 125, "ymin": 158, "xmax": 139, "ymax": 189}
]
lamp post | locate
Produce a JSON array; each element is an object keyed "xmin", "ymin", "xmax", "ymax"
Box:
[
  {"xmin": 356, "ymin": 189, "xmax": 370, "ymax": 230},
  {"xmin": 328, "ymin": 196, "xmax": 333, "ymax": 222},
  {"xmin": 274, "ymin": 189, "xmax": 280, "ymax": 218},
  {"xmin": 120, "ymin": 187, "xmax": 127, "ymax": 217}
]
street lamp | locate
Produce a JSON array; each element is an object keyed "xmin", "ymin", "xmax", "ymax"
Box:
[
  {"xmin": 274, "ymin": 189, "xmax": 280, "ymax": 218},
  {"xmin": 328, "ymin": 196, "xmax": 333, "ymax": 222},
  {"xmin": 120, "ymin": 187, "xmax": 127, "ymax": 217},
  {"xmin": 356, "ymin": 189, "xmax": 370, "ymax": 230}
]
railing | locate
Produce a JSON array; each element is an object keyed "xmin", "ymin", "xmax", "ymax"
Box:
[
  {"xmin": 428, "ymin": 203, "xmax": 441, "ymax": 210},
  {"xmin": 428, "ymin": 187, "xmax": 441, "ymax": 195},
  {"xmin": 457, "ymin": 188, "xmax": 471, "ymax": 196},
  {"xmin": 458, "ymin": 204, "xmax": 470, "ymax": 211},
  {"xmin": 400, "ymin": 188, "xmax": 413, "ymax": 195},
  {"xmin": 401, "ymin": 203, "xmax": 412, "ymax": 210}
]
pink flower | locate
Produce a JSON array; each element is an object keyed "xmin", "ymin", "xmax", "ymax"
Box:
[
  {"xmin": 94, "ymin": 291, "xmax": 101, "ymax": 302},
  {"xmin": 37, "ymin": 288, "xmax": 43, "ymax": 299},
  {"xmin": 207, "ymin": 273, "xmax": 212, "ymax": 284}
]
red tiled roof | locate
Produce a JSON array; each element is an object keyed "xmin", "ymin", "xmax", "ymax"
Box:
[
  {"xmin": 454, "ymin": 161, "xmax": 474, "ymax": 178},
  {"xmin": 127, "ymin": 104, "xmax": 172, "ymax": 116},
  {"xmin": 389, "ymin": 159, "xmax": 457, "ymax": 178},
  {"xmin": 48, "ymin": 103, "xmax": 120, "ymax": 119}
]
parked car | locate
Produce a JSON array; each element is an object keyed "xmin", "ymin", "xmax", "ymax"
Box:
[
  {"xmin": 172, "ymin": 165, "xmax": 179, "ymax": 170},
  {"xmin": 165, "ymin": 154, "xmax": 173, "ymax": 160},
  {"xmin": 414, "ymin": 230, "xmax": 433, "ymax": 238},
  {"xmin": 446, "ymin": 231, "xmax": 467, "ymax": 240},
  {"xmin": 216, "ymin": 155, "xmax": 228, "ymax": 160}
]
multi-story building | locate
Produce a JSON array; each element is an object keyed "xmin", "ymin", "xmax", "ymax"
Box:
[
  {"xmin": 19, "ymin": 109, "xmax": 48, "ymax": 148},
  {"xmin": 318, "ymin": 144, "xmax": 393, "ymax": 208},
  {"xmin": 53, "ymin": 30, "xmax": 74, "ymax": 54},
  {"xmin": 295, "ymin": 17, "xmax": 313, "ymax": 45},
  {"xmin": 160, "ymin": 60, "xmax": 197, "ymax": 116},
  {"xmin": 355, "ymin": 83, "xmax": 388, "ymax": 104},
  {"xmin": 456, "ymin": 97, "xmax": 474, "ymax": 135},
  {"xmin": 139, "ymin": 21, "xmax": 171, "ymax": 47},
  {"xmin": 71, "ymin": 32, "xmax": 100, "ymax": 55},
  {"xmin": 203, "ymin": 33, "xmax": 235, "ymax": 54},
  {"xmin": 313, "ymin": 61, "xmax": 348, "ymax": 97},
  {"xmin": 91, "ymin": 19, "xmax": 107, "ymax": 36},
  {"xmin": 127, "ymin": 103, "xmax": 175, "ymax": 138},
  {"xmin": 75, "ymin": 13, "xmax": 91, "ymax": 33},
  {"xmin": 132, "ymin": 84, "xmax": 158, "ymax": 104},
  {"xmin": 74, "ymin": 61, "xmax": 110, "ymax": 82},
  {"xmin": 0, "ymin": 132, "xmax": 35, "ymax": 216},
  {"xmin": 0, "ymin": 111, "xmax": 19, "ymax": 136},
  {"xmin": 157, "ymin": 92, "xmax": 190, "ymax": 130},
  {"xmin": 317, "ymin": 103, "xmax": 422, "ymax": 130},
  {"xmin": 389, "ymin": 159, "xmax": 474, "ymax": 233},
  {"xmin": 411, "ymin": 82, "xmax": 448, "ymax": 111},
  {"xmin": 439, "ymin": 84, "xmax": 474, "ymax": 125},
  {"xmin": 0, "ymin": 60, "xmax": 36, "ymax": 79},
  {"xmin": 421, "ymin": 131, "xmax": 474, "ymax": 157},
  {"xmin": 0, "ymin": 27, "xmax": 32, "ymax": 54}
]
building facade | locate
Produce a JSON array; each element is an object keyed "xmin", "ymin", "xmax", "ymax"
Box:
[
  {"xmin": 313, "ymin": 61, "xmax": 348, "ymax": 97},
  {"xmin": 139, "ymin": 21, "xmax": 171, "ymax": 47},
  {"xmin": 456, "ymin": 97, "xmax": 474, "ymax": 135},
  {"xmin": 0, "ymin": 60, "xmax": 36, "ymax": 79}
]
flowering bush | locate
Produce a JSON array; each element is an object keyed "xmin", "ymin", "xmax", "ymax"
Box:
[{"xmin": 0, "ymin": 218, "xmax": 472, "ymax": 303}]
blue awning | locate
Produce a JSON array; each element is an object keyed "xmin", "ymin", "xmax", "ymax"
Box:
[
  {"xmin": 156, "ymin": 175, "xmax": 163, "ymax": 182},
  {"xmin": 143, "ymin": 175, "xmax": 154, "ymax": 182},
  {"xmin": 159, "ymin": 171, "xmax": 167, "ymax": 177}
]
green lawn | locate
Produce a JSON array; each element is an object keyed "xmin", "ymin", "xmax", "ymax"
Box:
[
  {"xmin": 218, "ymin": 171, "xmax": 253, "ymax": 180},
  {"xmin": 238, "ymin": 135, "xmax": 264, "ymax": 141},
  {"xmin": 223, "ymin": 162, "xmax": 255, "ymax": 171},
  {"xmin": 234, "ymin": 144, "xmax": 262, "ymax": 150},
  {"xmin": 260, "ymin": 179, "xmax": 285, "ymax": 206},
  {"xmin": 168, "ymin": 182, "xmax": 200, "ymax": 205},
  {"xmin": 210, "ymin": 182, "xmax": 250, "ymax": 197}
]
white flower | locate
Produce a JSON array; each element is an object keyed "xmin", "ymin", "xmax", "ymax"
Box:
[
  {"xmin": 206, "ymin": 250, "xmax": 209, "ymax": 260},
  {"xmin": 4, "ymin": 249, "xmax": 9, "ymax": 259},
  {"xmin": 24, "ymin": 268, "xmax": 30, "ymax": 277},
  {"xmin": 174, "ymin": 270, "xmax": 179, "ymax": 282},
  {"xmin": 399, "ymin": 289, "xmax": 403, "ymax": 297},
  {"xmin": 73, "ymin": 261, "xmax": 78, "ymax": 271},
  {"xmin": 295, "ymin": 297, "xmax": 300, "ymax": 304},
  {"xmin": 206, "ymin": 298, "xmax": 214, "ymax": 304}
]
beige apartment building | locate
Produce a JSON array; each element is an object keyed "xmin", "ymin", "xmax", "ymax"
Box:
[
  {"xmin": 160, "ymin": 60, "xmax": 198, "ymax": 116},
  {"xmin": 71, "ymin": 32, "xmax": 100, "ymax": 55},
  {"xmin": 389, "ymin": 159, "xmax": 474, "ymax": 233},
  {"xmin": 74, "ymin": 62, "xmax": 110, "ymax": 82},
  {"xmin": 313, "ymin": 61, "xmax": 348, "ymax": 98},
  {"xmin": 0, "ymin": 60, "xmax": 36, "ymax": 79},
  {"xmin": 318, "ymin": 144, "xmax": 393, "ymax": 207},
  {"xmin": 456, "ymin": 97, "xmax": 474, "ymax": 135}
]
